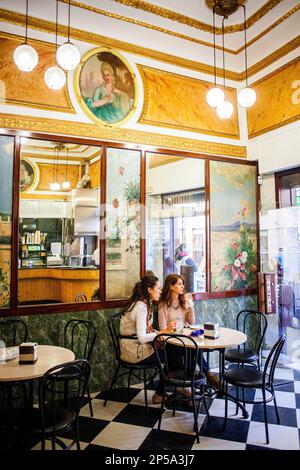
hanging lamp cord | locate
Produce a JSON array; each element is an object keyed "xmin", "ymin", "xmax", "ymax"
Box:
[
  {"xmin": 242, "ymin": 5, "xmax": 248, "ymax": 86},
  {"xmin": 55, "ymin": 0, "xmax": 59, "ymax": 56},
  {"xmin": 25, "ymin": 0, "xmax": 29, "ymax": 43},
  {"xmin": 65, "ymin": 145, "xmax": 69, "ymax": 182},
  {"xmin": 213, "ymin": 8, "xmax": 216, "ymax": 86},
  {"xmin": 67, "ymin": 0, "xmax": 71, "ymax": 43},
  {"xmin": 222, "ymin": 16, "xmax": 226, "ymax": 89}
]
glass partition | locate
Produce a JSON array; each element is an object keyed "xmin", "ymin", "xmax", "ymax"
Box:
[
  {"xmin": 105, "ymin": 147, "xmax": 141, "ymax": 300},
  {"xmin": 18, "ymin": 138, "xmax": 101, "ymax": 305},
  {"xmin": 0, "ymin": 135, "xmax": 14, "ymax": 308},
  {"xmin": 146, "ymin": 153, "xmax": 206, "ymax": 292}
]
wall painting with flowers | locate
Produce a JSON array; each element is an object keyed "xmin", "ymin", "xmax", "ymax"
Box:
[
  {"xmin": 210, "ymin": 161, "xmax": 257, "ymax": 292},
  {"xmin": 106, "ymin": 148, "xmax": 141, "ymax": 300},
  {"xmin": 0, "ymin": 136, "xmax": 14, "ymax": 307}
]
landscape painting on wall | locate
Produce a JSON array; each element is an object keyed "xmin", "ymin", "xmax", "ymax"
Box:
[
  {"xmin": 210, "ymin": 161, "xmax": 257, "ymax": 292},
  {"xmin": 0, "ymin": 136, "xmax": 14, "ymax": 307}
]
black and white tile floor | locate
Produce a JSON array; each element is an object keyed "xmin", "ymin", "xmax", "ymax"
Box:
[{"xmin": 29, "ymin": 366, "xmax": 300, "ymax": 451}]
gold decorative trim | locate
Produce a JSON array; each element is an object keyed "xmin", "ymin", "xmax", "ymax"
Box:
[
  {"xmin": 0, "ymin": 113, "xmax": 247, "ymax": 158},
  {"xmin": 73, "ymin": 47, "xmax": 139, "ymax": 128},
  {"xmin": 0, "ymin": 32, "xmax": 75, "ymax": 114},
  {"xmin": 2, "ymin": 11, "xmax": 300, "ymax": 82},
  {"xmin": 138, "ymin": 64, "xmax": 239, "ymax": 139},
  {"xmin": 109, "ymin": 0, "xmax": 283, "ymax": 34},
  {"xmin": 248, "ymin": 56, "xmax": 300, "ymax": 139}
]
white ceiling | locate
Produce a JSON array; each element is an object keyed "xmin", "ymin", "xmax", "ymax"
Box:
[{"xmin": 1, "ymin": 0, "xmax": 299, "ymax": 75}]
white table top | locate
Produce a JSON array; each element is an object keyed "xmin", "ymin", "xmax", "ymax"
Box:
[
  {"xmin": 167, "ymin": 327, "xmax": 247, "ymax": 350},
  {"xmin": 0, "ymin": 345, "xmax": 75, "ymax": 382}
]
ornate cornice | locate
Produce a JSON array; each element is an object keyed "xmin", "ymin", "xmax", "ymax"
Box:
[
  {"xmin": 109, "ymin": 0, "xmax": 283, "ymax": 34},
  {"xmin": 0, "ymin": 113, "xmax": 247, "ymax": 158}
]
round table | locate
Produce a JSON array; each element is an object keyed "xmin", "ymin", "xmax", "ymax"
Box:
[
  {"xmin": 167, "ymin": 326, "xmax": 249, "ymax": 418},
  {"xmin": 0, "ymin": 345, "xmax": 75, "ymax": 382}
]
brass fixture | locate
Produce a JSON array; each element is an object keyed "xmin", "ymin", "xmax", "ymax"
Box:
[{"xmin": 206, "ymin": 0, "xmax": 246, "ymax": 18}]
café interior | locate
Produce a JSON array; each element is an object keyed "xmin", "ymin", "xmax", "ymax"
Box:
[{"xmin": 0, "ymin": 0, "xmax": 300, "ymax": 452}]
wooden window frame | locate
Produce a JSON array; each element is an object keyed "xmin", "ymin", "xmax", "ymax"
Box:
[{"xmin": 0, "ymin": 130, "xmax": 259, "ymax": 317}]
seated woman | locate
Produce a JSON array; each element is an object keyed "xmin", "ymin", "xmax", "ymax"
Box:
[
  {"xmin": 158, "ymin": 273, "xmax": 219, "ymax": 390},
  {"xmin": 119, "ymin": 275, "xmax": 175, "ymax": 404}
]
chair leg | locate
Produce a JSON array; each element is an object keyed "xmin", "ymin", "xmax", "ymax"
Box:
[
  {"xmin": 173, "ymin": 387, "xmax": 177, "ymax": 417},
  {"xmin": 235, "ymin": 386, "xmax": 239, "ymax": 415},
  {"xmin": 157, "ymin": 387, "xmax": 165, "ymax": 433},
  {"xmin": 87, "ymin": 384, "xmax": 93, "ymax": 417},
  {"xmin": 128, "ymin": 370, "xmax": 132, "ymax": 395},
  {"xmin": 75, "ymin": 424, "xmax": 81, "ymax": 450},
  {"xmin": 203, "ymin": 395, "xmax": 210, "ymax": 419},
  {"xmin": 103, "ymin": 363, "xmax": 120, "ymax": 406},
  {"xmin": 192, "ymin": 388, "xmax": 199, "ymax": 444},
  {"xmin": 272, "ymin": 386, "xmax": 280, "ymax": 424},
  {"xmin": 242, "ymin": 387, "xmax": 246, "ymax": 408},
  {"xmin": 262, "ymin": 388, "xmax": 269, "ymax": 445},
  {"xmin": 143, "ymin": 369, "xmax": 148, "ymax": 414},
  {"xmin": 223, "ymin": 381, "xmax": 229, "ymax": 431}
]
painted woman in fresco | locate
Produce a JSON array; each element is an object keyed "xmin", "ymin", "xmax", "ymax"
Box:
[{"xmin": 84, "ymin": 61, "xmax": 130, "ymax": 124}]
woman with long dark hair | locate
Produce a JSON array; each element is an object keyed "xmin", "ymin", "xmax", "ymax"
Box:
[
  {"xmin": 120, "ymin": 275, "xmax": 175, "ymax": 404},
  {"xmin": 158, "ymin": 274, "xmax": 219, "ymax": 390}
]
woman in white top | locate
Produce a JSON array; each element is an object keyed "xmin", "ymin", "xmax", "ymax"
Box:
[{"xmin": 119, "ymin": 275, "xmax": 175, "ymax": 404}]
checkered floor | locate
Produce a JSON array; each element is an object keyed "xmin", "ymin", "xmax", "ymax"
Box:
[{"xmin": 28, "ymin": 366, "xmax": 300, "ymax": 451}]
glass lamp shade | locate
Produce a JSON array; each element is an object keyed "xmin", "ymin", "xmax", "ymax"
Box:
[
  {"xmin": 56, "ymin": 42, "xmax": 81, "ymax": 71},
  {"xmin": 216, "ymin": 100, "xmax": 234, "ymax": 119},
  {"xmin": 62, "ymin": 180, "xmax": 71, "ymax": 190},
  {"xmin": 50, "ymin": 182, "xmax": 61, "ymax": 191},
  {"xmin": 206, "ymin": 87, "xmax": 225, "ymax": 108},
  {"xmin": 238, "ymin": 87, "xmax": 257, "ymax": 107},
  {"xmin": 13, "ymin": 43, "xmax": 38, "ymax": 72},
  {"xmin": 44, "ymin": 66, "xmax": 66, "ymax": 90}
]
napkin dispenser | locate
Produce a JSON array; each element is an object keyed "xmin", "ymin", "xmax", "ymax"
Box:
[
  {"xmin": 19, "ymin": 342, "xmax": 38, "ymax": 364},
  {"xmin": 204, "ymin": 323, "xmax": 219, "ymax": 339}
]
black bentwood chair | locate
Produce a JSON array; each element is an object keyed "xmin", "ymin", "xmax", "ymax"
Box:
[
  {"xmin": 153, "ymin": 333, "xmax": 208, "ymax": 443},
  {"xmin": 223, "ymin": 335, "xmax": 286, "ymax": 444},
  {"xmin": 104, "ymin": 312, "xmax": 158, "ymax": 413},
  {"xmin": 63, "ymin": 319, "xmax": 97, "ymax": 417},
  {"xmin": 225, "ymin": 310, "xmax": 268, "ymax": 370},
  {"xmin": 28, "ymin": 359, "xmax": 90, "ymax": 450}
]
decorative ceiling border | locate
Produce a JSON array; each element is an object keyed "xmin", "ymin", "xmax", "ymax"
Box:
[
  {"xmin": 2, "ymin": 12, "xmax": 300, "ymax": 84},
  {"xmin": 108, "ymin": 0, "xmax": 283, "ymax": 34},
  {"xmin": 0, "ymin": 113, "xmax": 247, "ymax": 158}
]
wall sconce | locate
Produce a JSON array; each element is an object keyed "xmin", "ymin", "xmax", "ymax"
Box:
[
  {"xmin": 13, "ymin": 0, "xmax": 38, "ymax": 72},
  {"xmin": 44, "ymin": 0, "xmax": 66, "ymax": 90},
  {"xmin": 56, "ymin": 0, "xmax": 81, "ymax": 71}
]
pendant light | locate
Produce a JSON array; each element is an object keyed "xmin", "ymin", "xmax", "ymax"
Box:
[
  {"xmin": 50, "ymin": 144, "xmax": 61, "ymax": 191},
  {"xmin": 56, "ymin": 0, "xmax": 80, "ymax": 71},
  {"xmin": 44, "ymin": 0, "xmax": 66, "ymax": 90},
  {"xmin": 62, "ymin": 145, "xmax": 71, "ymax": 190},
  {"xmin": 238, "ymin": 5, "xmax": 256, "ymax": 107},
  {"xmin": 206, "ymin": 8, "xmax": 225, "ymax": 108},
  {"xmin": 13, "ymin": 0, "xmax": 38, "ymax": 72},
  {"xmin": 217, "ymin": 17, "xmax": 233, "ymax": 119}
]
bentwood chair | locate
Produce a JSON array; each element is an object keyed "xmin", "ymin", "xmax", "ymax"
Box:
[
  {"xmin": 223, "ymin": 335, "xmax": 286, "ymax": 444},
  {"xmin": 27, "ymin": 360, "xmax": 90, "ymax": 450},
  {"xmin": 225, "ymin": 310, "xmax": 268, "ymax": 370},
  {"xmin": 104, "ymin": 312, "xmax": 158, "ymax": 413},
  {"xmin": 74, "ymin": 293, "xmax": 88, "ymax": 302},
  {"xmin": 63, "ymin": 319, "xmax": 96, "ymax": 417},
  {"xmin": 153, "ymin": 333, "xmax": 208, "ymax": 443}
]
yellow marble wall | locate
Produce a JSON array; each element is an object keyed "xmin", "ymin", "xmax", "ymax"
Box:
[
  {"xmin": 138, "ymin": 65, "xmax": 240, "ymax": 139},
  {"xmin": 0, "ymin": 34, "xmax": 74, "ymax": 113},
  {"xmin": 89, "ymin": 160, "xmax": 101, "ymax": 188},
  {"xmin": 247, "ymin": 56, "xmax": 300, "ymax": 138}
]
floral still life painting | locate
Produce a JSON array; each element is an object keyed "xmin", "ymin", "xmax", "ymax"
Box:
[
  {"xmin": 76, "ymin": 48, "xmax": 137, "ymax": 126},
  {"xmin": 210, "ymin": 161, "xmax": 257, "ymax": 292}
]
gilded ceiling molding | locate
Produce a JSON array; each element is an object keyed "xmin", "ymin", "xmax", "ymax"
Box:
[
  {"xmin": 0, "ymin": 113, "xmax": 247, "ymax": 158},
  {"xmin": 1, "ymin": 11, "xmax": 299, "ymax": 82},
  {"xmin": 109, "ymin": 0, "xmax": 283, "ymax": 34}
]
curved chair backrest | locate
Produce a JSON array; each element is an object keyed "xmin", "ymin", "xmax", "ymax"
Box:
[
  {"xmin": 263, "ymin": 335, "xmax": 286, "ymax": 386},
  {"xmin": 63, "ymin": 319, "xmax": 97, "ymax": 362},
  {"xmin": 153, "ymin": 333, "xmax": 200, "ymax": 388},
  {"xmin": 236, "ymin": 310, "xmax": 268, "ymax": 355},
  {"xmin": 75, "ymin": 293, "xmax": 88, "ymax": 302},
  {"xmin": 39, "ymin": 359, "xmax": 90, "ymax": 432},
  {"xmin": 107, "ymin": 312, "xmax": 122, "ymax": 362},
  {"xmin": 0, "ymin": 319, "xmax": 28, "ymax": 346}
]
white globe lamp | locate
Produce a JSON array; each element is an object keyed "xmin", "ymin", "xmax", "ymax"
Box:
[
  {"xmin": 56, "ymin": 42, "xmax": 80, "ymax": 71},
  {"xmin": 62, "ymin": 180, "xmax": 71, "ymax": 190},
  {"xmin": 206, "ymin": 87, "xmax": 225, "ymax": 108},
  {"xmin": 216, "ymin": 100, "xmax": 234, "ymax": 119},
  {"xmin": 238, "ymin": 87, "xmax": 256, "ymax": 107},
  {"xmin": 13, "ymin": 44, "xmax": 38, "ymax": 72},
  {"xmin": 44, "ymin": 66, "xmax": 66, "ymax": 90},
  {"xmin": 50, "ymin": 182, "xmax": 61, "ymax": 191}
]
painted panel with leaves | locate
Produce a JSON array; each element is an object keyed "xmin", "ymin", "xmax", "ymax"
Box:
[
  {"xmin": 0, "ymin": 135, "xmax": 14, "ymax": 307},
  {"xmin": 210, "ymin": 161, "xmax": 257, "ymax": 292},
  {"xmin": 105, "ymin": 148, "xmax": 141, "ymax": 300}
]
